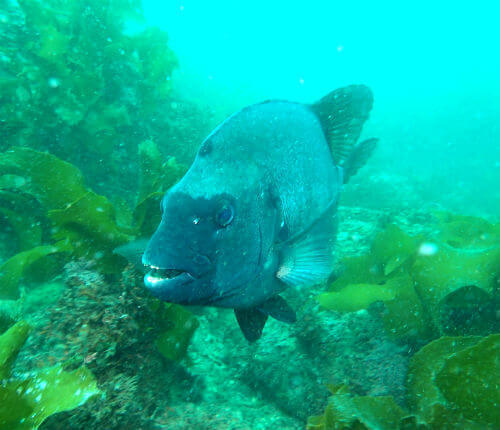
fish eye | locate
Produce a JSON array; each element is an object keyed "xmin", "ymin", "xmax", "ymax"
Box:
[{"xmin": 215, "ymin": 202, "xmax": 234, "ymax": 227}]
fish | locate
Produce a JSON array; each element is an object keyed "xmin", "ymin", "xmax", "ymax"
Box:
[{"xmin": 141, "ymin": 85, "xmax": 378, "ymax": 342}]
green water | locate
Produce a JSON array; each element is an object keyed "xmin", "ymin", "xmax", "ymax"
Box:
[{"xmin": 0, "ymin": 0, "xmax": 498, "ymax": 429}]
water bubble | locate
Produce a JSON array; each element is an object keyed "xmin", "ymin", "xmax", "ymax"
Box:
[
  {"xmin": 48, "ymin": 77, "xmax": 60, "ymax": 88},
  {"xmin": 418, "ymin": 242, "xmax": 438, "ymax": 256}
]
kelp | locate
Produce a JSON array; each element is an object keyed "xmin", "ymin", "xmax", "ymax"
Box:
[
  {"xmin": 433, "ymin": 211, "xmax": 500, "ymax": 249},
  {"xmin": 0, "ymin": 190, "xmax": 43, "ymax": 253},
  {"xmin": 0, "ymin": 242, "xmax": 72, "ymax": 300},
  {"xmin": 0, "ymin": 321, "xmax": 100, "ymax": 430},
  {"xmin": 0, "ymin": 147, "xmax": 87, "ymax": 210},
  {"xmin": 407, "ymin": 334, "xmax": 499, "ymax": 427},
  {"xmin": 0, "ymin": 148, "xmax": 133, "ymax": 296},
  {"xmin": 319, "ymin": 214, "xmax": 500, "ymax": 341},
  {"xmin": 48, "ymin": 191, "xmax": 132, "ymax": 273},
  {"xmin": 134, "ymin": 140, "xmax": 187, "ymax": 236},
  {"xmin": 0, "ymin": 0, "xmax": 178, "ymax": 196},
  {"xmin": 412, "ymin": 242, "xmax": 500, "ymax": 332},
  {"xmin": 319, "ymin": 225, "xmax": 431, "ymax": 341},
  {"xmin": 307, "ymin": 385, "xmax": 406, "ymax": 430},
  {"xmin": 0, "ymin": 142, "xmax": 186, "ymax": 297},
  {"xmin": 154, "ymin": 304, "xmax": 200, "ymax": 362},
  {"xmin": 308, "ymin": 334, "xmax": 500, "ymax": 429},
  {"xmin": 0, "ymin": 320, "xmax": 31, "ymax": 380},
  {"xmin": 438, "ymin": 285, "xmax": 499, "ymax": 336}
]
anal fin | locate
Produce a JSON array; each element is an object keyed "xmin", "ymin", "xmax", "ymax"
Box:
[
  {"xmin": 257, "ymin": 295, "xmax": 296, "ymax": 323},
  {"xmin": 234, "ymin": 308, "xmax": 268, "ymax": 342}
]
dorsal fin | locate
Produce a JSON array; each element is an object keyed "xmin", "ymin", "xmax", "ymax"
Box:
[
  {"xmin": 311, "ymin": 85, "xmax": 377, "ymax": 182},
  {"xmin": 343, "ymin": 137, "xmax": 378, "ymax": 183}
]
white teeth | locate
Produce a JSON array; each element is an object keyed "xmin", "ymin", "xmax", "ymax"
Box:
[{"xmin": 146, "ymin": 274, "xmax": 164, "ymax": 285}]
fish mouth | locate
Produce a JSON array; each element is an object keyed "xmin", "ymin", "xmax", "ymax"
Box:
[{"xmin": 143, "ymin": 265, "xmax": 195, "ymax": 290}]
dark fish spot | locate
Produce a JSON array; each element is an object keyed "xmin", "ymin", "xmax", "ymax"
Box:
[
  {"xmin": 199, "ymin": 140, "xmax": 213, "ymax": 156},
  {"xmin": 278, "ymin": 222, "xmax": 289, "ymax": 242}
]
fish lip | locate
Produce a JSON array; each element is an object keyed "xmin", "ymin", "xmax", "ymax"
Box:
[
  {"xmin": 142, "ymin": 259, "xmax": 197, "ymax": 279},
  {"xmin": 144, "ymin": 270, "xmax": 195, "ymax": 291}
]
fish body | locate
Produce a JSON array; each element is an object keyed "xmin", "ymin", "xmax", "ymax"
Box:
[{"xmin": 142, "ymin": 85, "xmax": 377, "ymax": 341}]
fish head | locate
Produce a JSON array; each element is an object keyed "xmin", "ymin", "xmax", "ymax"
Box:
[{"xmin": 142, "ymin": 184, "xmax": 276, "ymax": 306}]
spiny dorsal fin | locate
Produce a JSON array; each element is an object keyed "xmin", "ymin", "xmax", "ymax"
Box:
[
  {"xmin": 311, "ymin": 85, "xmax": 377, "ymax": 181},
  {"xmin": 343, "ymin": 137, "xmax": 378, "ymax": 183}
]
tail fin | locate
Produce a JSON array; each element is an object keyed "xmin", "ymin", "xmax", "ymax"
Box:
[{"xmin": 310, "ymin": 85, "xmax": 377, "ymax": 183}]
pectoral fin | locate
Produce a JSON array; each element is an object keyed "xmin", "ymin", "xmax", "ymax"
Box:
[
  {"xmin": 114, "ymin": 238, "xmax": 149, "ymax": 272},
  {"xmin": 234, "ymin": 308, "xmax": 268, "ymax": 342},
  {"xmin": 276, "ymin": 199, "xmax": 337, "ymax": 287}
]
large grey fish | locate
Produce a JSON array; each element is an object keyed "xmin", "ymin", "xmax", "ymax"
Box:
[{"xmin": 141, "ymin": 85, "xmax": 377, "ymax": 341}]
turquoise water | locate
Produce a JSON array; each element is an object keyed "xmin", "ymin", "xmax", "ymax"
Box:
[
  {"xmin": 0, "ymin": 1, "xmax": 499, "ymax": 429},
  {"xmin": 144, "ymin": 0, "xmax": 500, "ymax": 215}
]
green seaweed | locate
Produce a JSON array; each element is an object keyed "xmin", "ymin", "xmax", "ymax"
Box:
[
  {"xmin": 0, "ymin": 242, "xmax": 72, "ymax": 300},
  {"xmin": 407, "ymin": 334, "xmax": 499, "ymax": 427},
  {"xmin": 37, "ymin": 24, "xmax": 69, "ymax": 62},
  {"xmin": 0, "ymin": 190, "xmax": 43, "ymax": 253},
  {"xmin": 306, "ymin": 385, "xmax": 406, "ymax": 430},
  {"xmin": 80, "ymin": 103, "xmax": 131, "ymax": 156},
  {"xmin": 138, "ymin": 140, "xmax": 165, "ymax": 203},
  {"xmin": 318, "ymin": 282, "xmax": 395, "ymax": 312},
  {"xmin": 406, "ymin": 336, "xmax": 482, "ymax": 420},
  {"xmin": 434, "ymin": 334, "xmax": 499, "ymax": 425},
  {"xmin": 0, "ymin": 147, "xmax": 136, "ymax": 282},
  {"xmin": 370, "ymin": 224, "xmax": 421, "ymax": 276},
  {"xmin": 433, "ymin": 212, "xmax": 500, "ymax": 249},
  {"xmin": 0, "ymin": 0, "xmax": 181, "ymax": 291},
  {"xmin": 0, "ymin": 320, "xmax": 100, "ymax": 430},
  {"xmin": 0, "ymin": 321, "xmax": 31, "ymax": 380},
  {"xmin": 154, "ymin": 304, "xmax": 200, "ymax": 361},
  {"xmin": 0, "ymin": 147, "xmax": 87, "ymax": 211},
  {"xmin": 309, "ymin": 334, "xmax": 500, "ymax": 429},
  {"xmin": 0, "ymin": 141, "xmax": 184, "ymax": 297},
  {"xmin": 48, "ymin": 191, "xmax": 132, "ymax": 273},
  {"xmin": 438, "ymin": 285, "xmax": 499, "ymax": 335},
  {"xmin": 0, "ymin": 0, "xmax": 178, "ymax": 198},
  {"xmin": 1, "ymin": 365, "xmax": 100, "ymax": 430},
  {"xmin": 319, "ymin": 226, "xmax": 431, "ymax": 341},
  {"xmin": 319, "ymin": 214, "xmax": 500, "ymax": 340},
  {"xmin": 134, "ymin": 140, "xmax": 187, "ymax": 236},
  {"xmin": 412, "ymin": 243, "xmax": 500, "ymax": 331}
]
